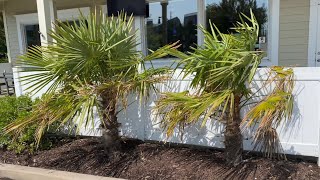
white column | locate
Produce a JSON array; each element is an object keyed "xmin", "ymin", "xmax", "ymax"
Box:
[
  {"xmin": 197, "ymin": 0, "xmax": 205, "ymax": 46},
  {"xmin": 36, "ymin": 0, "xmax": 57, "ymax": 46},
  {"xmin": 134, "ymin": 17, "xmax": 147, "ymax": 55},
  {"xmin": 270, "ymin": 0, "xmax": 280, "ymax": 66}
]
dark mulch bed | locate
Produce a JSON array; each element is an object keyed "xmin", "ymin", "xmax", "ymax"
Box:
[{"xmin": 1, "ymin": 137, "xmax": 320, "ymax": 180}]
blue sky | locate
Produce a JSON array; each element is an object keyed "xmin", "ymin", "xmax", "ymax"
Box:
[{"xmin": 148, "ymin": 0, "xmax": 268, "ymax": 24}]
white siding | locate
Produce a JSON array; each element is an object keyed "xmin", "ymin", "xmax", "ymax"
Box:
[{"xmin": 279, "ymin": 0, "xmax": 310, "ymax": 66}]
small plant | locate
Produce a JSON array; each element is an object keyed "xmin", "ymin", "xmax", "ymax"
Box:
[
  {"xmin": 0, "ymin": 96, "xmax": 54, "ymax": 153},
  {"xmin": 0, "ymin": 95, "xmax": 34, "ymax": 153},
  {"xmin": 0, "ymin": 57, "xmax": 8, "ymax": 63}
]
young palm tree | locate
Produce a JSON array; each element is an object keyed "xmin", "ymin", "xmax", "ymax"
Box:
[
  {"xmin": 5, "ymin": 12, "xmax": 172, "ymax": 150},
  {"xmin": 155, "ymin": 11, "xmax": 294, "ymax": 166}
]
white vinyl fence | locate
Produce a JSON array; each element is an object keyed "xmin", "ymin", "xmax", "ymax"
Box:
[{"xmin": 13, "ymin": 67, "xmax": 320, "ymax": 165}]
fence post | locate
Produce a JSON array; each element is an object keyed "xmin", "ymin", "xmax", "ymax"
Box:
[{"xmin": 317, "ymin": 80, "xmax": 320, "ymax": 166}]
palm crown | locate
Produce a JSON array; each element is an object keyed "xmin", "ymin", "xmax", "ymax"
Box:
[
  {"xmin": 6, "ymin": 12, "xmax": 171, "ymax": 144},
  {"xmin": 155, "ymin": 10, "xmax": 294, "ymax": 166}
]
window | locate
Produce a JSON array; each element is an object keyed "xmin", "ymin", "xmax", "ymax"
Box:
[
  {"xmin": 25, "ymin": 24, "xmax": 41, "ymax": 48},
  {"xmin": 145, "ymin": 0, "xmax": 275, "ymax": 66},
  {"xmin": 24, "ymin": 20, "xmax": 80, "ymax": 50},
  {"xmin": 206, "ymin": 0, "xmax": 269, "ymax": 56},
  {"xmin": 146, "ymin": 0, "xmax": 198, "ymax": 54}
]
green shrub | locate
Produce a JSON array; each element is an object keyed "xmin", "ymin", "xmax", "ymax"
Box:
[
  {"xmin": 0, "ymin": 96, "xmax": 43, "ymax": 153},
  {"xmin": 0, "ymin": 58, "xmax": 8, "ymax": 63}
]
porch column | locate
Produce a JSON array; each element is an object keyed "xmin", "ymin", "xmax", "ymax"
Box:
[
  {"xmin": 135, "ymin": 17, "xmax": 147, "ymax": 55},
  {"xmin": 36, "ymin": 0, "xmax": 57, "ymax": 46},
  {"xmin": 90, "ymin": 4, "xmax": 103, "ymax": 15},
  {"xmin": 197, "ymin": 0, "xmax": 205, "ymax": 46},
  {"xmin": 161, "ymin": 1, "xmax": 168, "ymax": 45},
  {"xmin": 90, "ymin": 0, "xmax": 108, "ymax": 16}
]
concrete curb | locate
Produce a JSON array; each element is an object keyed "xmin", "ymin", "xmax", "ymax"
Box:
[{"xmin": 0, "ymin": 164, "xmax": 123, "ymax": 180}]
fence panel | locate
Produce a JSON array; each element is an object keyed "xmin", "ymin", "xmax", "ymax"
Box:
[{"xmin": 13, "ymin": 67, "xmax": 320, "ymax": 163}]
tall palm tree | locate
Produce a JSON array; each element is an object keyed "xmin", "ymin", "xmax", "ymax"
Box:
[
  {"xmin": 5, "ymin": 12, "xmax": 172, "ymax": 149},
  {"xmin": 155, "ymin": 11, "xmax": 294, "ymax": 166}
]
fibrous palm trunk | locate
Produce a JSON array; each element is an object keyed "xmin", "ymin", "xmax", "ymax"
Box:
[
  {"xmin": 224, "ymin": 95, "xmax": 243, "ymax": 166},
  {"xmin": 100, "ymin": 93, "xmax": 121, "ymax": 153}
]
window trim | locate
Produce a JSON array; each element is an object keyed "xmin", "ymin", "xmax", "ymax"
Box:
[
  {"xmin": 200, "ymin": 0, "xmax": 279, "ymax": 66},
  {"xmin": 308, "ymin": 0, "xmax": 318, "ymax": 67},
  {"xmin": 260, "ymin": 0, "xmax": 279, "ymax": 66}
]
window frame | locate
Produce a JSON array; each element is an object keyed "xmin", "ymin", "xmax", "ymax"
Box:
[{"xmin": 145, "ymin": 0, "xmax": 279, "ymax": 67}]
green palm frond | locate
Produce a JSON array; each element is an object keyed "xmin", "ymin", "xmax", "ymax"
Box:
[
  {"xmin": 241, "ymin": 67, "xmax": 294, "ymax": 158},
  {"xmin": 156, "ymin": 10, "xmax": 263, "ymax": 133},
  {"xmin": 18, "ymin": 12, "xmax": 140, "ymax": 94},
  {"xmin": 7, "ymin": 11, "xmax": 170, "ymax": 145},
  {"xmin": 161, "ymin": 11, "xmax": 263, "ymax": 93},
  {"xmin": 5, "ymin": 91, "xmax": 99, "ymax": 146},
  {"xmin": 155, "ymin": 90, "xmax": 232, "ymax": 137},
  {"xmin": 155, "ymin": 9, "xmax": 294, "ymax": 160}
]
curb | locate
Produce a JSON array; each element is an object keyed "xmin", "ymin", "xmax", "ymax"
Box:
[{"xmin": 0, "ymin": 164, "xmax": 123, "ymax": 180}]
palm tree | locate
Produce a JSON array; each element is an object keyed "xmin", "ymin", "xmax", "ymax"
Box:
[
  {"xmin": 5, "ymin": 12, "xmax": 172, "ymax": 150},
  {"xmin": 155, "ymin": 11, "xmax": 294, "ymax": 166}
]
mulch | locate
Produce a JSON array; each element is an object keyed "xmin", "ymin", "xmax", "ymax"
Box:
[{"xmin": 1, "ymin": 137, "xmax": 320, "ymax": 180}]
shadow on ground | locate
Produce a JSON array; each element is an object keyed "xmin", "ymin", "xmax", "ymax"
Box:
[{"xmin": 0, "ymin": 137, "xmax": 318, "ymax": 180}]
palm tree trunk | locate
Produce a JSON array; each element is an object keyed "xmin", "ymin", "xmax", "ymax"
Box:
[
  {"xmin": 224, "ymin": 94, "xmax": 243, "ymax": 166},
  {"xmin": 100, "ymin": 94, "xmax": 121, "ymax": 152}
]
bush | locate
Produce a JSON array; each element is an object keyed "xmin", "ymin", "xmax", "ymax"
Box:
[
  {"xmin": 0, "ymin": 57, "xmax": 8, "ymax": 63},
  {"xmin": 0, "ymin": 95, "xmax": 50, "ymax": 153}
]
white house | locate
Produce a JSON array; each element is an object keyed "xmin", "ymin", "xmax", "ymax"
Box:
[{"xmin": 0, "ymin": 0, "xmax": 319, "ymax": 69}]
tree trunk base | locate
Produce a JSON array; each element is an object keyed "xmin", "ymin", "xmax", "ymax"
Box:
[
  {"xmin": 225, "ymin": 129, "xmax": 243, "ymax": 166},
  {"xmin": 224, "ymin": 95, "xmax": 243, "ymax": 167}
]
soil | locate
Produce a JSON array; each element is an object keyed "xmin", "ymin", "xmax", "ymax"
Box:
[{"xmin": 1, "ymin": 137, "xmax": 320, "ymax": 180}]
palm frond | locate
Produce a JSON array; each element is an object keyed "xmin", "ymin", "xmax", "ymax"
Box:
[
  {"xmin": 155, "ymin": 90, "xmax": 232, "ymax": 137},
  {"xmin": 8, "ymin": 11, "xmax": 170, "ymax": 145},
  {"xmin": 4, "ymin": 90, "xmax": 100, "ymax": 145},
  {"xmin": 241, "ymin": 67, "xmax": 294, "ymax": 158},
  {"xmin": 154, "ymin": 9, "xmax": 294, "ymax": 162},
  {"xmin": 155, "ymin": 10, "xmax": 264, "ymax": 136}
]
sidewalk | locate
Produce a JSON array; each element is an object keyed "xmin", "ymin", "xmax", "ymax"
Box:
[{"xmin": 0, "ymin": 164, "xmax": 123, "ymax": 180}]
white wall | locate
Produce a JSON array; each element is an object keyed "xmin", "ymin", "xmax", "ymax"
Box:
[
  {"xmin": 13, "ymin": 67, "xmax": 320, "ymax": 162},
  {"xmin": 12, "ymin": 68, "xmax": 53, "ymax": 99}
]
